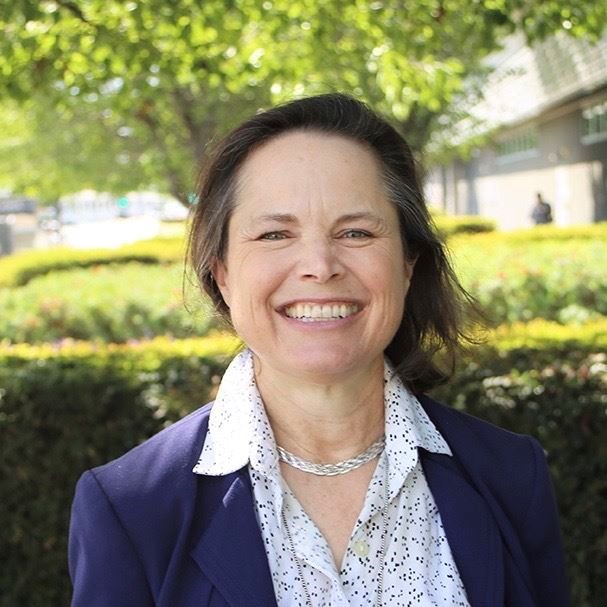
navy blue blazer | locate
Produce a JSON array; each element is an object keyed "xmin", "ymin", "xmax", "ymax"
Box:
[{"xmin": 69, "ymin": 395, "xmax": 570, "ymax": 606}]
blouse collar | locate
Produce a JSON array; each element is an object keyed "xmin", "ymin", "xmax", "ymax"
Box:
[{"xmin": 193, "ymin": 348, "xmax": 452, "ymax": 480}]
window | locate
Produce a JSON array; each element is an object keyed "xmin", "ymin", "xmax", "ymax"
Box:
[
  {"xmin": 582, "ymin": 101, "xmax": 607, "ymax": 144},
  {"xmin": 496, "ymin": 130, "xmax": 538, "ymax": 162}
]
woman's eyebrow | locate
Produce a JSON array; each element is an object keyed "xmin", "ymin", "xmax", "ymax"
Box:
[
  {"xmin": 336, "ymin": 212, "xmax": 387, "ymax": 227},
  {"xmin": 253, "ymin": 213, "xmax": 298, "ymax": 225}
]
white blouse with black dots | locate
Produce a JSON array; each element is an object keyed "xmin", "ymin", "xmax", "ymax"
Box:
[{"xmin": 194, "ymin": 350, "xmax": 470, "ymax": 607}]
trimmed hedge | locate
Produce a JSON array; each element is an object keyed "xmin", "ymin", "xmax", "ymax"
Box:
[
  {"xmin": 0, "ymin": 333, "xmax": 240, "ymax": 606},
  {"xmin": 494, "ymin": 221, "xmax": 607, "ymax": 243},
  {"xmin": 2, "ymin": 223, "xmax": 605, "ymax": 291},
  {"xmin": 450, "ymin": 232, "xmax": 607, "ymax": 325},
  {"xmin": 0, "ymin": 215, "xmax": 495, "ymax": 289},
  {"xmin": 1, "ymin": 324, "xmax": 605, "ymax": 606},
  {"xmin": 0, "ymin": 263, "xmax": 217, "ymax": 343},
  {"xmin": 0, "ymin": 237, "xmax": 185, "ymax": 288},
  {"xmin": 2, "ymin": 253, "xmax": 605, "ymax": 342},
  {"xmin": 434, "ymin": 214, "xmax": 496, "ymax": 236}
]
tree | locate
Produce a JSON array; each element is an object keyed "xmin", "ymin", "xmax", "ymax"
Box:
[{"xmin": 1, "ymin": 0, "xmax": 605, "ymax": 203}]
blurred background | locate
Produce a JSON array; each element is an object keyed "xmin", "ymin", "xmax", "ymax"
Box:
[{"xmin": 0, "ymin": 1, "xmax": 605, "ymax": 605}]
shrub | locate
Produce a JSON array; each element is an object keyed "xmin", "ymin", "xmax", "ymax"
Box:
[
  {"xmin": 1, "ymin": 324, "xmax": 605, "ymax": 606},
  {"xmin": 0, "ymin": 332, "xmax": 240, "ymax": 606},
  {"xmin": 434, "ymin": 214, "xmax": 496, "ymax": 236},
  {"xmin": 451, "ymin": 233, "xmax": 607, "ymax": 325},
  {"xmin": 433, "ymin": 322, "xmax": 607, "ymax": 607},
  {"xmin": 495, "ymin": 222, "xmax": 607, "ymax": 243},
  {"xmin": 0, "ymin": 263, "xmax": 217, "ymax": 343},
  {"xmin": 0, "ymin": 237, "xmax": 185, "ymax": 288}
]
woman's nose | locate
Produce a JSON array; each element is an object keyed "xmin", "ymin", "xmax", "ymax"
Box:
[{"xmin": 297, "ymin": 239, "xmax": 344, "ymax": 283}]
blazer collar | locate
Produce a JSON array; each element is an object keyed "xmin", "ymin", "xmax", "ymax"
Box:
[{"xmin": 190, "ymin": 469, "xmax": 278, "ymax": 607}]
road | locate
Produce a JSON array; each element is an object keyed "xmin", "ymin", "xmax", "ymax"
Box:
[{"xmin": 58, "ymin": 215, "xmax": 163, "ymax": 249}]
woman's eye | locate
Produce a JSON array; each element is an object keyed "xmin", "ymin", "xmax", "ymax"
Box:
[
  {"xmin": 258, "ymin": 231, "xmax": 287, "ymax": 241},
  {"xmin": 341, "ymin": 229, "xmax": 371, "ymax": 239}
]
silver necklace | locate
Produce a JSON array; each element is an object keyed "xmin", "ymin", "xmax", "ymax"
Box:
[
  {"xmin": 280, "ymin": 455, "xmax": 390, "ymax": 606},
  {"xmin": 277, "ymin": 436, "xmax": 386, "ymax": 476}
]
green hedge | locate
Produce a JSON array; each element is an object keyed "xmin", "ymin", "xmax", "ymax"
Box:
[
  {"xmin": 450, "ymin": 232, "xmax": 607, "ymax": 325},
  {"xmin": 494, "ymin": 221, "xmax": 607, "ymax": 242},
  {"xmin": 2, "ymin": 253, "xmax": 605, "ymax": 342},
  {"xmin": 434, "ymin": 214, "xmax": 496, "ymax": 236},
  {"xmin": 1, "ymin": 324, "xmax": 605, "ymax": 606},
  {"xmin": 0, "ymin": 263, "xmax": 217, "ymax": 343},
  {"xmin": 3, "ymin": 223, "xmax": 605, "ymax": 291},
  {"xmin": 0, "ymin": 237, "xmax": 185, "ymax": 288}
]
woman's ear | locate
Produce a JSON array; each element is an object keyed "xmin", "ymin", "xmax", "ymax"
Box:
[
  {"xmin": 404, "ymin": 256, "xmax": 417, "ymax": 282},
  {"xmin": 212, "ymin": 259, "xmax": 231, "ymax": 308}
]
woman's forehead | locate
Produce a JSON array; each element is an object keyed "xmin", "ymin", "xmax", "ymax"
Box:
[{"xmin": 232, "ymin": 131, "xmax": 390, "ymax": 217}]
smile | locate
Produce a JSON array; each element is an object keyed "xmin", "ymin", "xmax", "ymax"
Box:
[{"xmin": 283, "ymin": 302, "xmax": 361, "ymax": 321}]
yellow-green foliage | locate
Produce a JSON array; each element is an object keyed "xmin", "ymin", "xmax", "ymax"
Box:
[
  {"xmin": 433, "ymin": 214, "xmax": 496, "ymax": 237},
  {"xmin": 0, "ymin": 262, "xmax": 216, "ymax": 344},
  {"xmin": 0, "ymin": 331, "xmax": 241, "ymax": 361},
  {"xmin": 496, "ymin": 221, "xmax": 607, "ymax": 243},
  {"xmin": 2, "ymin": 322, "xmax": 605, "ymax": 607},
  {"xmin": 448, "ymin": 227, "xmax": 607, "ymax": 326},
  {"xmin": 487, "ymin": 319, "xmax": 607, "ymax": 351},
  {"xmin": 2, "ymin": 321, "xmax": 604, "ymax": 370},
  {"xmin": 450, "ymin": 221, "xmax": 607, "ymax": 249},
  {"xmin": 0, "ymin": 237, "xmax": 185, "ymax": 288}
]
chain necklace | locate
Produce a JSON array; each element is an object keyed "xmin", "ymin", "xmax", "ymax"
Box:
[
  {"xmin": 277, "ymin": 436, "xmax": 386, "ymax": 476},
  {"xmin": 280, "ymin": 450, "xmax": 390, "ymax": 607}
]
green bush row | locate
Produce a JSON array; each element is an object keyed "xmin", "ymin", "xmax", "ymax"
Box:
[
  {"xmin": 2, "ymin": 222, "xmax": 605, "ymax": 291},
  {"xmin": 0, "ymin": 332, "xmax": 240, "ymax": 606},
  {"xmin": 494, "ymin": 221, "xmax": 607, "ymax": 242},
  {"xmin": 434, "ymin": 214, "xmax": 496, "ymax": 236},
  {"xmin": 0, "ymin": 237, "xmax": 185, "ymax": 288},
  {"xmin": 469, "ymin": 265, "xmax": 607, "ymax": 325},
  {"xmin": 2, "ymin": 234, "xmax": 606, "ymax": 343},
  {"xmin": 0, "ymin": 263, "xmax": 218, "ymax": 343},
  {"xmin": 1, "ymin": 322, "xmax": 605, "ymax": 606},
  {"xmin": 451, "ymin": 234, "xmax": 607, "ymax": 325}
]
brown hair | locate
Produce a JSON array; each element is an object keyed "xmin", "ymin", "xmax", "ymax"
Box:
[{"xmin": 188, "ymin": 93, "xmax": 477, "ymax": 392}]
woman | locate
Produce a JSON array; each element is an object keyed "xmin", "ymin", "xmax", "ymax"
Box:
[{"xmin": 69, "ymin": 94, "xmax": 569, "ymax": 606}]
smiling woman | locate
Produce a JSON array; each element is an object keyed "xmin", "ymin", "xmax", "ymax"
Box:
[
  {"xmin": 213, "ymin": 131, "xmax": 411, "ymax": 384},
  {"xmin": 68, "ymin": 94, "xmax": 570, "ymax": 607}
]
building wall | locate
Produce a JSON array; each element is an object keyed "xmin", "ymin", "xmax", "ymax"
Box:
[{"xmin": 426, "ymin": 94, "xmax": 607, "ymax": 229}]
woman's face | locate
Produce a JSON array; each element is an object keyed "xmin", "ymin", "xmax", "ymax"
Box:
[{"xmin": 214, "ymin": 131, "xmax": 415, "ymax": 382}]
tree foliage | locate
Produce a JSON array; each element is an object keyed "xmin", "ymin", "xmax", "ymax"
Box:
[{"xmin": 0, "ymin": 0, "xmax": 605, "ymax": 202}]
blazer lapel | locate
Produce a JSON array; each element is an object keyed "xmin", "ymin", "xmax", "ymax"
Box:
[
  {"xmin": 190, "ymin": 469, "xmax": 278, "ymax": 607},
  {"xmin": 421, "ymin": 450, "xmax": 505, "ymax": 607}
]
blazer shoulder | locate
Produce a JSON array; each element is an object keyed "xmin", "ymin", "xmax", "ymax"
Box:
[
  {"xmin": 418, "ymin": 393, "xmax": 538, "ymax": 462},
  {"xmin": 87, "ymin": 402, "xmax": 214, "ymax": 501},
  {"xmin": 418, "ymin": 394, "xmax": 545, "ymax": 520}
]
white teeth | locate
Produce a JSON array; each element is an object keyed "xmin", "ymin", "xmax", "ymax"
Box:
[{"xmin": 284, "ymin": 303, "xmax": 360, "ymax": 321}]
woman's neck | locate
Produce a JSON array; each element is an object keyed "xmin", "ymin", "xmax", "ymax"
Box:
[{"xmin": 253, "ymin": 355, "xmax": 385, "ymax": 462}]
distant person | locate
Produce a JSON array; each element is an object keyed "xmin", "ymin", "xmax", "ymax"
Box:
[{"xmin": 531, "ymin": 192, "xmax": 553, "ymax": 225}]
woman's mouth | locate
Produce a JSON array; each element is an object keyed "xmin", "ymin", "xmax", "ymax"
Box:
[{"xmin": 283, "ymin": 302, "xmax": 361, "ymax": 321}]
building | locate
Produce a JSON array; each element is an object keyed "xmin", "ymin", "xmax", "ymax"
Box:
[{"xmin": 426, "ymin": 32, "xmax": 607, "ymax": 229}]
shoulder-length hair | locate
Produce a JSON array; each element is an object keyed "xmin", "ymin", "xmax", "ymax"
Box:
[{"xmin": 188, "ymin": 93, "xmax": 477, "ymax": 393}]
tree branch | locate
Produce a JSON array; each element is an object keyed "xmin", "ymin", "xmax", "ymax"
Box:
[
  {"xmin": 171, "ymin": 87, "xmax": 215, "ymax": 162},
  {"xmin": 135, "ymin": 100, "xmax": 190, "ymax": 206},
  {"xmin": 54, "ymin": 0, "xmax": 90, "ymax": 24}
]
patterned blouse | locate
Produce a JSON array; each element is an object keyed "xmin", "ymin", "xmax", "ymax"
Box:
[{"xmin": 194, "ymin": 350, "xmax": 470, "ymax": 606}]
